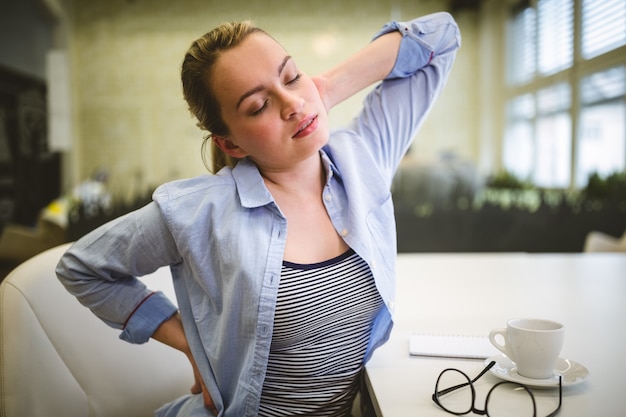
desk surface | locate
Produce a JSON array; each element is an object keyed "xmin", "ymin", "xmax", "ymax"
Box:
[{"xmin": 365, "ymin": 252, "xmax": 626, "ymax": 417}]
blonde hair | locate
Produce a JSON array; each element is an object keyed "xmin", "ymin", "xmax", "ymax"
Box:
[{"xmin": 181, "ymin": 21, "xmax": 265, "ymax": 173}]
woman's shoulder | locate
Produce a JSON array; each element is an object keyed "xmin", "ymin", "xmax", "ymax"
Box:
[
  {"xmin": 149, "ymin": 172, "xmax": 240, "ymax": 227},
  {"xmin": 153, "ymin": 171, "xmax": 236, "ymax": 203},
  {"xmin": 326, "ymin": 126, "xmax": 376, "ymax": 157}
]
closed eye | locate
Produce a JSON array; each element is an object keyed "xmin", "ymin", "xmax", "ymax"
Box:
[
  {"xmin": 250, "ymin": 69, "xmax": 302, "ymax": 116},
  {"xmin": 250, "ymin": 74, "xmax": 300, "ymax": 116},
  {"xmin": 287, "ymin": 74, "xmax": 301, "ymax": 85},
  {"xmin": 251, "ymin": 100, "xmax": 269, "ymax": 116}
]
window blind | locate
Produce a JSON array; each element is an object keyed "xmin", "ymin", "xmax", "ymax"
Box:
[
  {"xmin": 537, "ymin": 0, "xmax": 574, "ymax": 75},
  {"xmin": 582, "ymin": 0, "xmax": 626, "ymax": 59},
  {"xmin": 507, "ymin": 7, "xmax": 536, "ymax": 85}
]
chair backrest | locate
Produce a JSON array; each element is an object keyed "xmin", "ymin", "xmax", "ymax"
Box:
[
  {"xmin": 0, "ymin": 243, "xmax": 192, "ymax": 417},
  {"xmin": 583, "ymin": 230, "xmax": 626, "ymax": 253}
]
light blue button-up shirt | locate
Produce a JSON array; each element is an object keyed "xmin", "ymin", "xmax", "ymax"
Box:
[{"xmin": 57, "ymin": 12, "xmax": 460, "ymax": 417}]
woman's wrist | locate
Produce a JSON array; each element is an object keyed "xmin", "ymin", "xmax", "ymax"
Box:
[{"xmin": 152, "ymin": 312, "xmax": 191, "ymax": 354}]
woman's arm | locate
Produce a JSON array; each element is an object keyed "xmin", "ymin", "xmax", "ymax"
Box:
[
  {"xmin": 152, "ymin": 314, "xmax": 219, "ymax": 416},
  {"xmin": 316, "ymin": 12, "xmax": 460, "ymax": 112},
  {"xmin": 314, "ymin": 30, "xmax": 402, "ymax": 112},
  {"xmin": 56, "ymin": 202, "xmax": 181, "ymax": 344},
  {"xmin": 321, "ymin": 12, "xmax": 460, "ymax": 183}
]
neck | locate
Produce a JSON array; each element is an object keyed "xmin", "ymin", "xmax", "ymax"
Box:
[{"xmin": 260, "ymin": 153, "xmax": 325, "ymax": 197}]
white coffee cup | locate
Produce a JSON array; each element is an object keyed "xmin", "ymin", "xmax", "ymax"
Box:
[{"xmin": 489, "ymin": 318, "xmax": 564, "ymax": 379}]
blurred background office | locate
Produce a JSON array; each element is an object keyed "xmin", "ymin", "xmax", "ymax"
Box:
[{"xmin": 0, "ymin": 0, "xmax": 625, "ymax": 272}]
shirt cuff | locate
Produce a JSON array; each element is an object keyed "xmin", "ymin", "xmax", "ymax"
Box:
[
  {"xmin": 372, "ymin": 18, "xmax": 436, "ymax": 80},
  {"xmin": 120, "ymin": 291, "xmax": 178, "ymax": 344}
]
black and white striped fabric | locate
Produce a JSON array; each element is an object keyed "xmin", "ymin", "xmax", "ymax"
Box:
[{"xmin": 259, "ymin": 249, "xmax": 384, "ymax": 417}]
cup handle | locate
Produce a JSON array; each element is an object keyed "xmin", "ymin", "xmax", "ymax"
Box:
[{"xmin": 489, "ymin": 328, "xmax": 512, "ymax": 359}]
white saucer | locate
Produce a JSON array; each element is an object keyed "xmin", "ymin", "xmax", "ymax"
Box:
[{"xmin": 485, "ymin": 354, "xmax": 589, "ymax": 388}]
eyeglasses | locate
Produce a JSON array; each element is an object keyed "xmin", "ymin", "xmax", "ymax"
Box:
[{"xmin": 432, "ymin": 361, "xmax": 562, "ymax": 417}]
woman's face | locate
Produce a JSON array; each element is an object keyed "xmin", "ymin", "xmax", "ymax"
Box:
[{"xmin": 210, "ymin": 32, "xmax": 329, "ymax": 172}]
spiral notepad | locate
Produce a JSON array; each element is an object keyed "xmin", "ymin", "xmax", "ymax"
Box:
[{"xmin": 409, "ymin": 333, "xmax": 498, "ymax": 359}]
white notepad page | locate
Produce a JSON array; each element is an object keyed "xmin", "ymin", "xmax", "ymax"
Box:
[{"xmin": 409, "ymin": 333, "xmax": 499, "ymax": 359}]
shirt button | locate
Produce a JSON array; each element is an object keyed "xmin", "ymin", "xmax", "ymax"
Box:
[
  {"xmin": 370, "ymin": 259, "xmax": 377, "ymax": 269},
  {"xmin": 340, "ymin": 229, "xmax": 348, "ymax": 237},
  {"xmin": 388, "ymin": 300, "xmax": 395, "ymax": 310},
  {"xmin": 325, "ymin": 194, "xmax": 332, "ymax": 202}
]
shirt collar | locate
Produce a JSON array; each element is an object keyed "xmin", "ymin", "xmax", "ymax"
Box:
[
  {"xmin": 231, "ymin": 151, "xmax": 339, "ymax": 208},
  {"xmin": 231, "ymin": 158, "xmax": 274, "ymax": 209},
  {"xmin": 320, "ymin": 148, "xmax": 339, "ymax": 185}
]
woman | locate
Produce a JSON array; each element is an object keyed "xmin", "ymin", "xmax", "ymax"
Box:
[{"xmin": 57, "ymin": 11, "xmax": 460, "ymax": 417}]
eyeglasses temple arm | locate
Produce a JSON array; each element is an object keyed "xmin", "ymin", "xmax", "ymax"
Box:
[{"xmin": 545, "ymin": 376, "xmax": 563, "ymax": 417}]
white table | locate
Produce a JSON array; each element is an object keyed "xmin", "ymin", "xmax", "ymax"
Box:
[{"xmin": 365, "ymin": 253, "xmax": 626, "ymax": 417}]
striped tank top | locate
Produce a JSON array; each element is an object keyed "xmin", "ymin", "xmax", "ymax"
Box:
[{"xmin": 258, "ymin": 249, "xmax": 384, "ymax": 416}]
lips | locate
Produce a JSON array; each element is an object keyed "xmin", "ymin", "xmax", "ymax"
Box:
[{"xmin": 292, "ymin": 115, "xmax": 318, "ymax": 139}]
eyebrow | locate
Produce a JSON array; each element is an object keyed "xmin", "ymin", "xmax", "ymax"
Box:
[{"xmin": 236, "ymin": 55, "xmax": 293, "ymax": 110}]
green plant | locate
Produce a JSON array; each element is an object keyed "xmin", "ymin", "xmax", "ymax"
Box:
[
  {"xmin": 583, "ymin": 171, "xmax": 626, "ymax": 201},
  {"xmin": 487, "ymin": 170, "xmax": 534, "ymax": 190}
]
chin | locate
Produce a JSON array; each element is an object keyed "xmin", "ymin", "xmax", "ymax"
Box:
[
  {"xmin": 316, "ymin": 115, "xmax": 330, "ymax": 139},
  {"xmin": 314, "ymin": 127, "xmax": 330, "ymax": 148}
]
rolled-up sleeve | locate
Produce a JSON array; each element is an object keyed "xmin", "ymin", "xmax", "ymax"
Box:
[
  {"xmin": 55, "ymin": 202, "xmax": 180, "ymax": 344},
  {"xmin": 373, "ymin": 12, "xmax": 461, "ymax": 80},
  {"xmin": 120, "ymin": 291, "xmax": 178, "ymax": 343}
]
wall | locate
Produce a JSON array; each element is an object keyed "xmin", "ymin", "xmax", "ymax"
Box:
[
  {"xmin": 66, "ymin": 0, "xmax": 482, "ymax": 198},
  {"xmin": 0, "ymin": 0, "xmax": 56, "ymax": 80}
]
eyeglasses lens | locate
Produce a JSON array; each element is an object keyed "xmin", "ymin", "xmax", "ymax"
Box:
[
  {"xmin": 436, "ymin": 369, "xmax": 474, "ymax": 414},
  {"xmin": 486, "ymin": 383, "xmax": 535, "ymax": 417}
]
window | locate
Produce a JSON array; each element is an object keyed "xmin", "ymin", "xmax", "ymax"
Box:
[
  {"xmin": 503, "ymin": 0, "xmax": 626, "ymax": 189},
  {"xmin": 504, "ymin": 95, "xmax": 534, "ymax": 179},
  {"xmin": 582, "ymin": 0, "xmax": 626, "ymax": 59},
  {"xmin": 537, "ymin": 0, "xmax": 573, "ymax": 75},
  {"xmin": 577, "ymin": 66, "xmax": 626, "ymax": 186},
  {"xmin": 535, "ymin": 84, "xmax": 572, "ymax": 187},
  {"xmin": 506, "ymin": 7, "xmax": 535, "ymax": 85}
]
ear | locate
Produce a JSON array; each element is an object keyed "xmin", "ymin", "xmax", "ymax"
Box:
[{"xmin": 212, "ymin": 135, "xmax": 248, "ymax": 158}]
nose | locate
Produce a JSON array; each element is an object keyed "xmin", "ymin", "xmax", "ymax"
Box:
[{"xmin": 279, "ymin": 90, "xmax": 304, "ymax": 120}]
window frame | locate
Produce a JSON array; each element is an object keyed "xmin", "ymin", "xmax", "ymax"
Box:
[{"xmin": 502, "ymin": 0, "xmax": 626, "ymax": 189}]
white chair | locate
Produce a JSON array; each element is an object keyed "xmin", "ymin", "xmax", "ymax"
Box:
[
  {"xmin": 0, "ymin": 243, "xmax": 192, "ymax": 417},
  {"xmin": 583, "ymin": 229, "xmax": 626, "ymax": 253}
]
